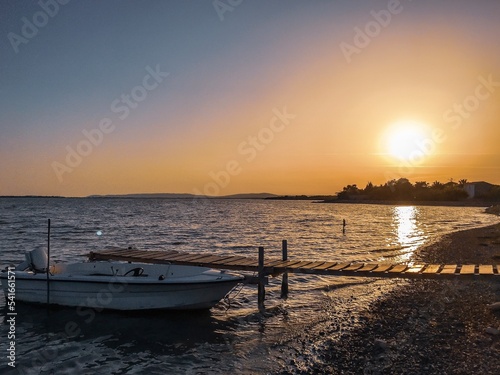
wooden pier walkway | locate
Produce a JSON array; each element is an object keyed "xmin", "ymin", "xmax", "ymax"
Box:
[{"xmin": 88, "ymin": 248, "xmax": 499, "ymax": 280}]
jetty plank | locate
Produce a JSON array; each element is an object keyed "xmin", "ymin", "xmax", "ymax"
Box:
[
  {"xmin": 177, "ymin": 253, "xmax": 216, "ymax": 261},
  {"xmin": 184, "ymin": 254, "xmax": 221, "ymax": 261},
  {"xmin": 133, "ymin": 253, "xmax": 173, "ymax": 261},
  {"xmin": 422, "ymin": 264, "xmax": 441, "ymax": 274},
  {"xmin": 269, "ymin": 260, "xmax": 300, "ymax": 269},
  {"xmin": 266, "ymin": 259, "xmax": 292, "ymax": 267},
  {"xmin": 151, "ymin": 253, "xmax": 192, "ymax": 261},
  {"xmin": 478, "ymin": 265, "xmax": 494, "ymax": 275},
  {"xmin": 183, "ymin": 254, "xmax": 223, "ymax": 263},
  {"xmin": 120, "ymin": 249, "xmax": 148, "ymax": 256},
  {"xmin": 299, "ymin": 261, "xmax": 326, "ymax": 269},
  {"xmin": 459, "ymin": 265, "xmax": 476, "ymax": 275},
  {"xmin": 158, "ymin": 254, "xmax": 201, "ymax": 262},
  {"xmin": 110, "ymin": 253, "xmax": 146, "ymax": 260},
  {"xmin": 328, "ymin": 262, "xmax": 351, "ymax": 271},
  {"xmin": 191, "ymin": 255, "xmax": 232, "ymax": 264},
  {"xmin": 371, "ymin": 264, "xmax": 394, "ymax": 273},
  {"xmin": 342, "ymin": 263, "xmax": 365, "ymax": 272},
  {"xmin": 286, "ymin": 261, "xmax": 316, "ymax": 270},
  {"xmin": 142, "ymin": 251, "xmax": 179, "ymax": 258},
  {"xmin": 295, "ymin": 261, "xmax": 327, "ymax": 274},
  {"xmin": 440, "ymin": 265, "xmax": 459, "ymax": 275},
  {"xmin": 228, "ymin": 259, "xmax": 258, "ymax": 267},
  {"xmin": 132, "ymin": 252, "xmax": 161, "ymax": 259},
  {"xmin": 389, "ymin": 264, "xmax": 408, "ymax": 273},
  {"xmin": 311, "ymin": 262, "xmax": 338, "ymax": 270},
  {"xmin": 405, "ymin": 264, "xmax": 426, "ymax": 273},
  {"xmin": 356, "ymin": 264, "xmax": 379, "ymax": 272},
  {"xmin": 209, "ymin": 256, "xmax": 248, "ymax": 264},
  {"xmin": 213, "ymin": 256, "xmax": 256, "ymax": 266}
]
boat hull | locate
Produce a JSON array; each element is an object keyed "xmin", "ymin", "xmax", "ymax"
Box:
[{"xmin": 1, "ymin": 262, "xmax": 243, "ymax": 310}]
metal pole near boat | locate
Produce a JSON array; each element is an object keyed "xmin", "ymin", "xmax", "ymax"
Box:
[
  {"xmin": 258, "ymin": 246, "xmax": 265, "ymax": 313},
  {"xmin": 46, "ymin": 219, "xmax": 50, "ymax": 306},
  {"xmin": 281, "ymin": 240, "xmax": 288, "ymax": 299}
]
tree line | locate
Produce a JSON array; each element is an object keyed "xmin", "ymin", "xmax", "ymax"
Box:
[{"xmin": 336, "ymin": 178, "xmax": 499, "ymax": 201}]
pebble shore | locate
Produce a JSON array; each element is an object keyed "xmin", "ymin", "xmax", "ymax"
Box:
[{"xmin": 279, "ymin": 222, "xmax": 500, "ymax": 374}]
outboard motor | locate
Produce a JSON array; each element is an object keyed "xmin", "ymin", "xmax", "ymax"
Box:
[
  {"xmin": 16, "ymin": 246, "xmax": 48, "ymax": 272},
  {"xmin": 30, "ymin": 246, "xmax": 48, "ymax": 272}
]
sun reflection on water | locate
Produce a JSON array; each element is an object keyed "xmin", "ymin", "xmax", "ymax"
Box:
[{"xmin": 392, "ymin": 206, "xmax": 426, "ymax": 262}]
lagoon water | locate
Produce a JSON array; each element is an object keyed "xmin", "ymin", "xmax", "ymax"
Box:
[{"xmin": 0, "ymin": 198, "xmax": 498, "ymax": 374}]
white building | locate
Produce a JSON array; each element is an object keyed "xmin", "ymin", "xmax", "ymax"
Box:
[{"xmin": 463, "ymin": 181, "xmax": 494, "ymax": 198}]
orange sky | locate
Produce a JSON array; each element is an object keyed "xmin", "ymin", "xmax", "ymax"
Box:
[{"xmin": 1, "ymin": 1, "xmax": 499, "ymax": 196}]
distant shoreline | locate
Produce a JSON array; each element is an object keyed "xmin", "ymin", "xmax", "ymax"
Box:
[
  {"xmin": 1, "ymin": 195, "xmax": 498, "ymax": 208},
  {"xmin": 266, "ymin": 195, "xmax": 498, "ymax": 207},
  {"xmin": 0, "ymin": 193, "xmax": 277, "ymax": 200}
]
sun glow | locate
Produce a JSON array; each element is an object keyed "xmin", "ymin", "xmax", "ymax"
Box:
[{"xmin": 385, "ymin": 121, "xmax": 430, "ymax": 161}]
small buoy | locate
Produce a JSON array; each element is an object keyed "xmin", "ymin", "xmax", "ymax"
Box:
[{"xmin": 96, "ymin": 230, "xmax": 102, "ymax": 236}]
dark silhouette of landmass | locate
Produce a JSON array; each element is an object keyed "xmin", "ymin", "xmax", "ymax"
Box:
[
  {"xmin": 0, "ymin": 193, "xmax": 279, "ymax": 199},
  {"xmin": 267, "ymin": 179, "xmax": 500, "ymax": 206},
  {"xmin": 265, "ymin": 195, "xmax": 335, "ymax": 201},
  {"xmin": 329, "ymin": 178, "xmax": 500, "ymax": 202},
  {"xmin": 86, "ymin": 193, "xmax": 278, "ymax": 199}
]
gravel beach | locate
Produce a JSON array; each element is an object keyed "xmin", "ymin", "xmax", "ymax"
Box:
[{"xmin": 278, "ymin": 222, "xmax": 500, "ymax": 374}]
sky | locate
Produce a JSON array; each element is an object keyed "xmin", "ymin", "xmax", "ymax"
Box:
[{"xmin": 1, "ymin": 0, "xmax": 499, "ymax": 197}]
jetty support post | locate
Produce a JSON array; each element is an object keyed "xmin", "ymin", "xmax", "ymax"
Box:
[
  {"xmin": 281, "ymin": 240, "xmax": 288, "ymax": 299},
  {"xmin": 46, "ymin": 218, "xmax": 51, "ymax": 307},
  {"xmin": 258, "ymin": 246, "xmax": 265, "ymax": 313}
]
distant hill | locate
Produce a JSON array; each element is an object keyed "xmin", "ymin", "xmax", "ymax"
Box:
[
  {"xmin": 86, "ymin": 192, "xmax": 278, "ymax": 199},
  {"xmin": 218, "ymin": 193, "xmax": 278, "ymax": 199},
  {"xmin": 87, "ymin": 193, "xmax": 197, "ymax": 199},
  {"xmin": 266, "ymin": 195, "xmax": 336, "ymax": 201}
]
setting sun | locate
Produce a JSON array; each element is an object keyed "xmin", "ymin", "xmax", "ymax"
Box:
[{"xmin": 385, "ymin": 121, "xmax": 430, "ymax": 161}]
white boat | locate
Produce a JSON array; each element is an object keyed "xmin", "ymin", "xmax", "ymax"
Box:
[{"xmin": 0, "ymin": 247, "xmax": 244, "ymax": 310}]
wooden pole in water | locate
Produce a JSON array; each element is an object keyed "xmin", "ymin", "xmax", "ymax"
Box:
[
  {"xmin": 258, "ymin": 246, "xmax": 265, "ymax": 313},
  {"xmin": 46, "ymin": 219, "xmax": 51, "ymax": 307},
  {"xmin": 281, "ymin": 240, "xmax": 288, "ymax": 299}
]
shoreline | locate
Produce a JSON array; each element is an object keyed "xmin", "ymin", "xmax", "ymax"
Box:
[
  {"xmin": 278, "ymin": 222, "xmax": 500, "ymax": 374},
  {"xmin": 318, "ymin": 199, "xmax": 497, "ymax": 207}
]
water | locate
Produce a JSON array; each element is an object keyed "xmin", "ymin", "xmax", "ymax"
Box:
[{"xmin": 0, "ymin": 198, "xmax": 498, "ymax": 374}]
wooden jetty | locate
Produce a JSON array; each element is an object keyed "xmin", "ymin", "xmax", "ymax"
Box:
[
  {"xmin": 89, "ymin": 241, "xmax": 498, "ymax": 312},
  {"xmin": 88, "ymin": 247, "xmax": 499, "ymax": 280}
]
